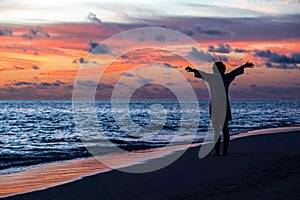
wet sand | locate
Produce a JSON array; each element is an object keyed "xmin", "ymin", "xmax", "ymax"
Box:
[{"xmin": 3, "ymin": 128, "xmax": 300, "ymax": 200}]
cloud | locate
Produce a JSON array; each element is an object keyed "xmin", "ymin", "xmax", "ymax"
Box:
[
  {"xmin": 137, "ymin": 76, "xmax": 154, "ymax": 84},
  {"xmin": 188, "ymin": 47, "xmax": 212, "ymax": 62},
  {"xmin": 165, "ymin": 82, "xmax": 177, "ymax": 86},
  {"xmin": 194, "ymin": 24, "xmax": 203, "ymax": 32},
  {"xmin": 73, "ymin": 58, "xmax": 89, "ymax": 64},
  {"xmin": 123, "ymin": 72, "xmax": 134, "ymax": 77},
  {"xmin": 52, "ymin": 80, "xmax": 66, "ymax": 86},
  {"xmin": 203, "ymin": 28, "xmax": 230, "ymax": 36},
  {"xmin": 162, "ymin": 63, "xmax": 180, "ymax": 69},
  {"xmin": 255, "ymin": 50, "xmax": 300, "ymax": 69},
  {"xmin": 13, "ymin": 65, "xmax": 24, "ymax": 70},
  {"xmin": 266, "ymin": 62, "xmax": 299, "ymax": 70},
  {"xmin": 11, "ymin": 80, "xmax": 65, "ymax": 88},
  {"xmin": 13, "ymin": 81, "xmax": 32, "ymax": 86},
  {"xmin": 255, "ymin": 50, "xmax": 300, "ymax": 63},
  {"xmin": 294, "ymin": 82, "xmax": 300, "ymax": 86},
  {"xmin": 97, "ymin": 83, "xmax": 114, "ymax": 90},
  {"xmin": 79, "ymin": 57, "xmax": 88, "ymax": 64},
  {"xmin": 121, "ymin": 55, "xmax": 129, "ymax": 59},
  {"xmin": 213, "ymin": 55, "xmax": 228, "ymax": 62},
  {"xmin": 193, "ymin": 24, "xmax": 230, "ymax": 36},
  {"xmin": 0, "ymin": 83, "xmax": 73, "ymax": 100},
  {"xmin": 32, "ymin": 65, "xmax": 40, "ymax": 70},
  {"xmin": 22, "ymin": 26, "xmax": 50, "ymax": 39},
  {"xmin": 181, "ymin": 28, "xmax": 194, "ymax": 36},
  {"xmin": 76, "ymin": 80, "xmax": 97, "ymax": 88},
  {"xmin": 0, "ymin": 29, "xmax": 13, "ymax": 36},
  {"xmin": 65, "ymin": 85, "xmax": 74, "ymax": 90},
  {"xmin": 36, "ymin": 80, "xmax": 66, "ymax": 88},
  {"xmin": 88, "ymin": 41, "xmax": 111, "ymax": 54},
  {"xmin": 234, "ymin": 48, "xmax": 248, "ymax": 53},
  {"xmin": 40, "ymin": 82, "xmax": 52, "ymax": 87},
  {"xmin": 208, "ymin": 43, "xmax": 232, "ymax": 54},
  {"xmin": 88, "ymin": 12, "xmax": 101, "ymax": 24},
  {"xmin": 249, "ymin": 84, "xmax": 300, "ymax": 96},
  {"xmin": 76, "ymin": 80, "xmax": 113, "ymax": 90},
  {"xmin": 154, "ymin": 35, "xmax": 166, "ymax": 42}
]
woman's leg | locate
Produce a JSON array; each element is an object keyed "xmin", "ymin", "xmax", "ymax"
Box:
[
  {"xmin": 222, "ymin": 120, "xmax": 230, "ymax": 154},
  {"xmin": 213, "ymin": 122, "xmax": 221, "ymax": 155}
]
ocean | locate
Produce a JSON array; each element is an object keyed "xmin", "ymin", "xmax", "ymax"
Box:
[{"xmin": 0, "ymin": 99, "xmax": 299, "ymax": 175}]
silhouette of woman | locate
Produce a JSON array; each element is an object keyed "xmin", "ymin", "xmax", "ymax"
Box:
[{"xmin": 186, "ymin": 61, "xmax": 254, "ymax": 155}]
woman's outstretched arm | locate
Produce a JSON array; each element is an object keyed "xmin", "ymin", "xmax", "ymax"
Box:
[
  {"xmin": 185, "ymin": 66, "xmax": 205, "ymax": 79},
  {"xmin": 227, "ymin": 61, "xmax": 254, "ymax": 81}
]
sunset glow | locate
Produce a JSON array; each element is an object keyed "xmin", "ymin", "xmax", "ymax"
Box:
[{"xmin": 0, "ymin": 0, "xmax": 299, "ymax": 99}]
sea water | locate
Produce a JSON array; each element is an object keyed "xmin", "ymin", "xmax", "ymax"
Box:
[{"xmin": 0, "ymin": 99, "xmax": 299, "ymax": 174}]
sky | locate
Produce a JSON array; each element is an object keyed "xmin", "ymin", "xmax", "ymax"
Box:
[{"xmin": 0, "ymin": 0, "xmax": 300, "ymax": 99}]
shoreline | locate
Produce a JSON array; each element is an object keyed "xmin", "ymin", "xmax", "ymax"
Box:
[{"xmin": 1, "ymin": 126, "xmax": 300, "ymax": 199}]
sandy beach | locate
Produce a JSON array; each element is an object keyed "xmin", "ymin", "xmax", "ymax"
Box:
[{"xmin": 3, "ymin": 128, "xmax": 300, "ymax": 200}]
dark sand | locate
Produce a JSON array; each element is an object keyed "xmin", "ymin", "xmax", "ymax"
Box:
[{"xmin": 4, "ymin": 130, "xmax": 300, "ymax": 200}]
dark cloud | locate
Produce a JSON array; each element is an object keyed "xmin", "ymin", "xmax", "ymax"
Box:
[
  {"xmin": 213, "ymin": 55, "xmax": 228, "ymax": 62},
  {"xmin": 193, "ymin": 24, "xmax": 230, "ymax": 36},
  {"xmin": 79, "ymin": 57, "xmax": 88, "ymax": 64},
  {"xmin": 166, "ymin": 15, "xmax": 299, "ymax": 41},
  {"xmin": 165, "ymin": 82, "xmax": 177, "ymax": 86},
  {"xmin": 188, "ymin": 47, "xmax": 213, "ymax": 62},
  {"xmin": 37, "ymin": 81, "xmax": 65, "ymax": 88},
  {"xmin": 194, "ymin": 24, "xmax": 203, "ymax": 32},
  {"xmin": 137, "ymin": 76, "xmax": 154, "ymax": 84},
  {"xmin": 234, "ymin": 48, "xmax": 248, "ymax": 53},
  {"xmin": 32, "ymin": 65, "xmax": 40, "ymax": 70},
  {"xmin": 76, "ymin": 80, "xmax": 113, "ymax": 90},
  {"xmin": 52, "ymin": 80, "xmax": 66, "ymax": 86},
  {"xmin": 13, "ymin": 65, "xmax": 24, "ymax": 70},
  {"xmin": 154, "ymin": 35, "xmax": 166, "ymax": 42},
  {"xmin": 65, "ymin": 85, "xmax": 74, "ymax": 90},
  {"xmin": 208, "ymin": 43, "xmax": 232, "ymax": 54},
  {"xmin": 121, "ymin": 55, "xmax": 129, "ymax": 59},
  {"xmin": 221, "ymin": 84, "xmax": 300, "ymax": 99},
  {"xmin": 14, "ymin": 81, "xmax": 32, "ymax": 86},
  {"xmin": 72, "ymin": 58, "xmax": 91, "ymax": 64},
  {"xmin": 162, "ymin": 63, "xmax": 180, "ymax": 69},
  {"xmin": 123, "ymin": 72, "xmax": 134, "ymax": 77},
  {"xmin": 88, "ymin": 12, "xmax": 101, "ymax": 24},
  {"xmin": 0, "ymin": 84, "xmax": 72, "ymax": 100},
  {"xmin": 97, "ymin": 83, "xmax": 114, "ymax": 90},
  {"xmin": 203, "ymin": 28, "xmax": 230, "ymax": 36},
  {"xmin": 10, "ymin": 80, "xmax": 66, "ymax": 88},
  {"xmin": 88, "ymin": 41, "xmax": 111, "ymax": 54},
  {"xmin": 22, "ymin": 26, "xmax": 50, "ymax": 39},
  {"xmin": 249, "ymin": 84, "xmax": 300, "ymax": 97},
  {"xmin": 266, "ymin": 62, "xmax": 299, "ymax": 70},
  {"xmin": 0, "ymin": 29, "xmax": 13, "ymax": 36},
  {"xmin": 294, "ymin": 82, "xmax": 300, "ymax": 86},
  {"xmin": 255, "ymin": 50, "xmax": 300, "ymax": 70},
  {"xmin": 255, "ymin": 50, "xmax": 300, "ymax": 64},
  {"xmin": 40, "ymin": 82, "xmax": 52, "ymax": 87},
  {"xmin": 76, "ymin": 80, "xmax": 97, "ymax": 88},
  {"xmin": 182, "ymin": 28, "xmax": 194, "ymax": 36}
]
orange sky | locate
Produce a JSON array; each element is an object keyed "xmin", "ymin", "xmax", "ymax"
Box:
[{"xmin": 0, "ymin": 16, "xmax": 300, "ymax": 99}]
